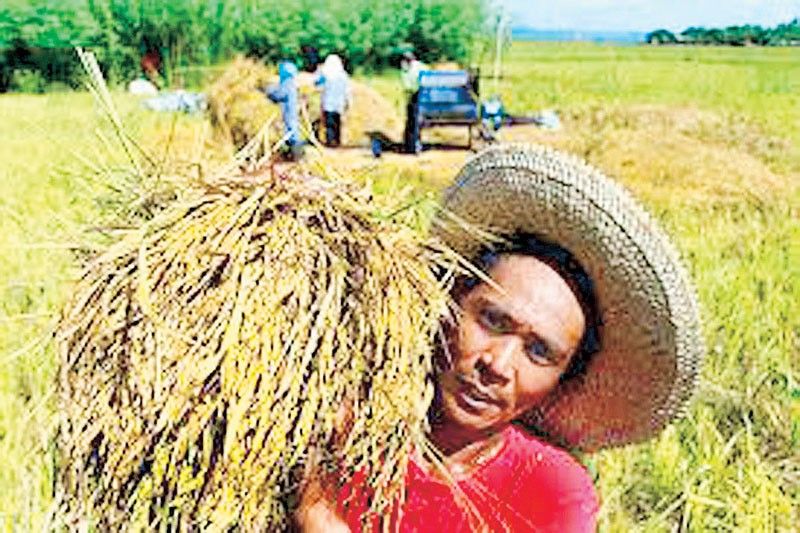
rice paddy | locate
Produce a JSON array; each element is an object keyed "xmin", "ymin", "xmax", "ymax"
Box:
[{"xmin": 0, "ymin": 42, "xmax": 798, "ymax": 531}]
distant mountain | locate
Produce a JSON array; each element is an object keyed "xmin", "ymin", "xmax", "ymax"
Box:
[{"xmin": 512, "ymin": 27, "xmax": 646, "ymax": 43}]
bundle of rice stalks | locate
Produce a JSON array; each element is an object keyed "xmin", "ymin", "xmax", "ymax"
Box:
[
  {"xmin": 207, "ymin": 57, "xmax": 279, "ymax": 150},
  {"xmin": 56, "ymin": 168, "xmax": 458, "ymax": 530},
  {"xmin": 207, "ymin": 56, "xmax": 402, "ymax": 150},
  {"xmin": 341, "ymin": 82, "xmax": 404, "ymax": 146}
]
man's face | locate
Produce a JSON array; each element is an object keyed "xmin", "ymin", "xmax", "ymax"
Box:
[{"xmin": 438, "ymin": 254, "xmax": 586, "ymax": 435}]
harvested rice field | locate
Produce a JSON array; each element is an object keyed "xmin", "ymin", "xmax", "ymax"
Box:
[{"xmin": 1, "ymin": 42, "xmax": 798, "ymax": 531}]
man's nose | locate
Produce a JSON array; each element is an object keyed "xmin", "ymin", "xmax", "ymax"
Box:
[{"xmin": 476, "ymin": 337, "xmax": 516, "ymax": 384}]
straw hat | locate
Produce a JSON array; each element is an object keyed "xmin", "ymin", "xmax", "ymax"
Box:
[{"xmin": 435, "ymin": 144, "xmax": 704, "ymax": 451}]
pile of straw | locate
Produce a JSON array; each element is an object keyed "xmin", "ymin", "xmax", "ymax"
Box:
[
  {"xmin": 206, "ymin": 57, "xmax": 279, "ymax": 149},
  {"xmin": 207, "ymin": 57, "xmax": 403, "ymax": 149},
  {"xmin": 56, "ymin": 167, "xmax": 457, "ymax": 529},
  {"xmin": 340, "ymin": 82, "xmax": 403, "ymax": 146}
]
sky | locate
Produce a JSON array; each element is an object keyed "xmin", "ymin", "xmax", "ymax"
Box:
[{"xmin": 498, "ymin": 0, "xmax": 800, "ymax": 32}]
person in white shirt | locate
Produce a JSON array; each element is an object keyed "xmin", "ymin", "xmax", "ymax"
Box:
[
  {"xmin": 400, "ymin": 52, "xmax": 426, "ymax": 154},
  {"xmin": 315, "ymin": 54, "xmax": 351, "ymax": 147}
]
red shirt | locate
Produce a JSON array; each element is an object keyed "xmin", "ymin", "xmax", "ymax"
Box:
[{"xmin": 338, "ymin": 425, "xmax": 598, "ymax": 532}]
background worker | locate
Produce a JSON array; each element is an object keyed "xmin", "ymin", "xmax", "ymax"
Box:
[
  {"xmin": 315, "ymin": 54, "xmax": 351, "ymax": 147},
  {"xmin": 400, "ymin": 51, "xmax": 426, "ymax": 154},
  {"xmin": 296, "ymin": 144, "xmax": 704, "ymax": 532},
  {"xmin": 140, "ymin": 46, "xmax": 163, "ymax": 89},
  {"xmin": 266, "ymin": 61, "xmax": 303, "ymax": 160},
  {"xmin": 301, "ymin": 44, "xmax": 321, "ymax": 73}
]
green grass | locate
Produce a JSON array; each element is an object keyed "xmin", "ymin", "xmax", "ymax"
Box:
[
  {"xmin": 1, "ymin": 42, "xmax": 799, "ymax": 531},
  {"xmin": 498, "ymin": 43, "xmax": 800, "ymax": 145},
  {"xmin": 0, "ymin": 93, "xmax": 213, "ymax": 529},
  {"xmin": 0, "ymin": 93, "xmax": 100, "ymax": 529}
]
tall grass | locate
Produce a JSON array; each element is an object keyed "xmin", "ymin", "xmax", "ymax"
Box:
[
  {"xmin": 1, "ymin": 42, "xmax": 798, "ymax": 530},
  {"xmin": 0, "ymin": 92, "xmax": 212, "ymax": 528}
]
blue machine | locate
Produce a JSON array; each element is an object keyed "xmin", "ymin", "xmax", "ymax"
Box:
[
  {"xmin": 373, "ymin": 69, "xmax": 551, "ymax": 157},
  {"xmin": 416, "ymin": 70, "xmax": 479, "ymax": 148}
]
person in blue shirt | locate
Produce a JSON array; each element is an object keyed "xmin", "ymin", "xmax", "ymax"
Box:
[
  {"xmin": 266, "ymin": 61, "xmax": 302, "ymax": 158},
  {"xmin": 315, "ymin": 54, "xmax": 351, "ymax": 147}
]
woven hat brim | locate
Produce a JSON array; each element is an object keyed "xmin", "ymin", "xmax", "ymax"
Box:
[{"xmin": 434, "ymin": 144, "xmax": 704, "ymax": 451}]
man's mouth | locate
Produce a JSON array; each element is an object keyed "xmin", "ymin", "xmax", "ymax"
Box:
[{"xmin": 454, "ymin": 377, "xmax": 501, "ymax": 412}]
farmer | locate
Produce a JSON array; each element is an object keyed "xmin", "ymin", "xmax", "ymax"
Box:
[
  {"xmin": 301, "ymin": 44, "xmax": 322, "ymax": 73},
  {"xmin": 315, "ymin": 54, "xmax": 351, "ymax": 147},
  {"xmin": 140, "ymin": 47, "xmax": 163, "ymax": 88},
  {"xmin": 266, "ymin": 61, "xmax": 303, "ymax": 159},
  {"xmin": 400, "ymin": 51, "xmax": 426, "ymax": 154},
  {"xmin": 297, "ymin": 144, "xmax": 703, "ymax": 531}
]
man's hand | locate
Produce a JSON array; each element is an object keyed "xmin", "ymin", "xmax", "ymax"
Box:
[
  {"xmin": 295, "ymin": 472, "xmax": 350, "ymax": 532},
  {"xmin": 295, "ymin": 399, "xmax": 353, "ymax": 532}
]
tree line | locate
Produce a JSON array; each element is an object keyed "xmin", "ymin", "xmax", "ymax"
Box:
[
  {"xmin": 646, "ymin": 19, "xmax": 800, "ymax": 46},
  {"xmin": 0, "ymin": 0, "xmax": 488, "ymax": 92}
]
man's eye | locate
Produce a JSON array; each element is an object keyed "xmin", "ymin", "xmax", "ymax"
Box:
[
  {"xmin": 478, "ymin": 308, "xmax": 512, "ymax": 333},
  {"xmin": 525, "ymin": 339, "xmax": 554, "ymax": 363}
]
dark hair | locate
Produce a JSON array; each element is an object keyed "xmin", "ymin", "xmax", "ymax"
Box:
[{"xmin": 456, "ymin": 233, "xmax": 602, "ymax": 383}]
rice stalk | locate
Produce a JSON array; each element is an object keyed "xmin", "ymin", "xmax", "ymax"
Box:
[{"xmin": 55, "ymin": 166, "xmax": 462, "ymax": 530}]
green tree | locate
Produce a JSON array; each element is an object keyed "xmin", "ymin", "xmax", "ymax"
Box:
[
  {"xmin": 645, "ymin": 29, "xmax": 677, "ymax": 45},
  {"xmin": 0, "ymin": 1, "xmax": 98, "ymax": 91},
  {"xmin": 2, "ymin": 0, "xmax": 491, "ymax": 91}
]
